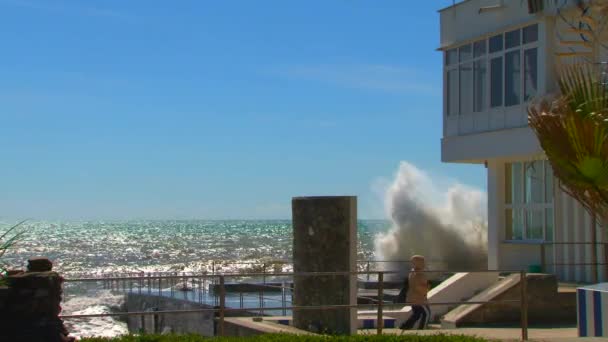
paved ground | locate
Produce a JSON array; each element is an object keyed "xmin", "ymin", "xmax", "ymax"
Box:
[{"xmin": 359, "ymin": 325, "xmax": 601, "ymax": 341}]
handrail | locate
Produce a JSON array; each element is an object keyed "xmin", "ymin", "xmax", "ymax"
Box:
[
  {"xmin": 63, "ymin": 269, "xmax": 525, "ymax": 282},
  {"xmin": 60, "ymin": 270, "xmax": 531, "ymax": 340}
]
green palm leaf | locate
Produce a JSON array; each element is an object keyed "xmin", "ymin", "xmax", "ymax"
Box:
[{"xmin": 529, "ymin": 63, "xmax": 608, "ymax": 223}]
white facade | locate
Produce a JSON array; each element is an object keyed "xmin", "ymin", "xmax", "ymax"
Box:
[{"xmin": 439, "ymin": 0, "xmax": 608, "ymax": 283}]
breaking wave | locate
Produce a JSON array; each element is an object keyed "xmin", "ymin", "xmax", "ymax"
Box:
[{"xmin": 374, "ymin": 162, "xmax": 488, "ymax": 279}]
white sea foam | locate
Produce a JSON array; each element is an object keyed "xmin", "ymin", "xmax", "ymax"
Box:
[
  {"xmin": 62, "ymin": 290, "xmax": 128, "ymax": 339},
  {"xmin": 374, "ymin": 162, "xmax": 488, "ymax": 279}
]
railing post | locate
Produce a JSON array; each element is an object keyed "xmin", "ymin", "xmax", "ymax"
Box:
[
  {"xmin": 377, "ymin": 271, "xmax": 384, "ymax": 335},
  {"xmin": 259, "ymin": 291, "xmax": 264, "ymax": 316},
  {"xmin": 262, "ymin": 262, "xmax": 267, "ymax": 284},
  {"xmin": 282, "ymin": 281, "xmax": 287, "ymax": 316},
  {"xmin": 520, "ymin": 270, "xmax": 528, "ymax": 341},
  {"xmin": 219, "ymin": 275, "xmax": 225, "ymax": 336},
  {"xmin": 366, "ymin": 261, "xmax": 371, "ymax": 282}
]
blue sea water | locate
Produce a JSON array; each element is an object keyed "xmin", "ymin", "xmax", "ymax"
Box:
[
  {"xmin": 2, "ymin": 220, "xmax": 391, "ymax": 337},
  {"xmin": 4, "ymin": 220, "xmax": 390, "ymax": 275}
]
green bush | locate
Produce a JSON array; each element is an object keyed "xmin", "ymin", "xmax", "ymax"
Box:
[{"xmin": 80, "ymin": 333, "xmax": 490, "ymax": 342}]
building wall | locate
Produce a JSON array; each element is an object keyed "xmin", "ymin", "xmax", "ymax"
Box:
[{"xmin": 554, "ymin": 189, "xmax": 608, "ymax": 283}]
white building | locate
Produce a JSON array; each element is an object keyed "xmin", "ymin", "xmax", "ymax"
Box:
[{"xmin": 438, "ymin": 0, "xmax": 607, "ymax": 283}]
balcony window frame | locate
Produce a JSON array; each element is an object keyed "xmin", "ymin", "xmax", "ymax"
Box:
[{"xmin": 444, "ymin": 23, "xmax": 540, "ymax": 118}]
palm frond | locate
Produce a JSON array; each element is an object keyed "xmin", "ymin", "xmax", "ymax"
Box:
[{"xmin": 529, "ymin": 62, "xmax": 608, "ymax": 223}]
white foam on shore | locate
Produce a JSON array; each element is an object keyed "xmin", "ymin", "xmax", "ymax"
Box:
[
  {"xmin": 374, "ymin": 162, "xmax": 488, "ymax": 278},
  {"xmin": 62, "ymin": 290, "xmax": 128, "ymax": 339}
]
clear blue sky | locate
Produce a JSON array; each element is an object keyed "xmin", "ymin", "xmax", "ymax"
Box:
[{"xmin": 0, "ymin": 0, "xmax": 484, "ymax": 220}]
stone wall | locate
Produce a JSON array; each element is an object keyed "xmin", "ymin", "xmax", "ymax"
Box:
[
  {"xmin": 0, "ymin": 258, "xmax": 73, "ymax": 342},
  {"xmin": 292, "ymin": 196, "xmax": 358, "ymax": 335}
]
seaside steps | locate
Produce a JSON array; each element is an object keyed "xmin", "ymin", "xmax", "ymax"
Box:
[
  {"xmin": 441, "ymin": 273, "xmax": 576, "ymax": 328},
  {"xmin": 357, "ymin": 272, "xmax": 499, "ymax": 327}
]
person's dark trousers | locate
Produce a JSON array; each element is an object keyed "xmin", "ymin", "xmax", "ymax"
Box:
[{"xmin": 400, "ymin": 305, "xmax": 431, "ymax": 330}]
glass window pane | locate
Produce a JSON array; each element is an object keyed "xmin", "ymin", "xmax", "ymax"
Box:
[
  {"xmin": 474, "ymin": 59, "xmax": 487, "ymax": 112},
  {"xmin": 460, "ymin": 63, "xmax": 473, "ymax": 115},
  {"xmin": 545, "ymin": 162, "xmax": 554, "ymax": 203},
  {"xmin": 489, "ymin": 34, "xmax": 503, "ymax": 53},
  {"xmin": 523, "ymin": 24, "xmax": 539, "ymax": 44},
  {"xmin": 446, "ymin": 49, "xmax": 458, "ymax": 66},
  {"xmin": 459, "ymin": 44, "xmax": 472, "ymax": 62},
  {"xmin": 512, "ymin": 209, "xmax": 524, "ymax": 240},
  {"xmin": 505, "ymin": 163, "xmax": 513, "ymax": 204},
  {"xmin": 526, "ymin": 209, "xmax": 543, "ymax": 239},
  {"xmin": 512, "ymin": 162, "xmax": 523, "ymax": 204},
  {"xmin": 474, "ymin": 40, "xmax": 487, "ymax": 58},
  {"xmin": 447, "ymin": 69, "xmax": 458, "ymax": 116},
  {"xmin": 505, "ymin": 29, "xmax": 521, "ymax": 49},
  {"xmin": 524, "ymin": 48, "xmax": 538, "ymax": 101},
  {"xmin": 505, "ymin": 50, "xmax": 521, "ymax": 106},
  {"xmin": 491, "ymin": 57, "xmax": 503, "ymax": 107},
  {"xmin": 545, "ymin": 208, "xmax": 554, "ymax": 241},
  {"xmin": 525, "ymin": 161, "xmax": 543, "ymax": 203}
]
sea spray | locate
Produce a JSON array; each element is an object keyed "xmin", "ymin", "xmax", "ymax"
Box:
[
  {"xmin": 62, "ymin": 290, "xmax": 128, "ymax": 338},
  {"xmin": 374, "ymin": 162, "xmax": 488, "ymax": 279}
]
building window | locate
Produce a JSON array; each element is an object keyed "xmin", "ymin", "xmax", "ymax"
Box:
[
  {"xmin": 447, "ymin": 69, "xmax": 458, "ymax": 116},
  {"xmin": 490, "ymin": 57, "xmax": 503, "ymax": 107},
  {"xmin": 524, "ymin": 48, "xmax": 538, "ymax": 100},
  {"xmin": 505, "ymin": 50, "xmax": 521, "ymax": 106},
  {"xmin": 460, "ymin": 62, "xmax": 473, "ymax": 114},
  {"xmin": 474, "ymin": 60, "xmax": 487, "ymax": 112},
  {"xmin": 444, "ymin": 23, "xmax": 539, "ymax": 116},
  {"xmin": 505, "ymin": 160, "xmax": 554, "ymax": 241}
]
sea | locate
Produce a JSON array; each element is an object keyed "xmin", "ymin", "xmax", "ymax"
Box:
[{"xmin": 2, "ymin": 220, "xmax": 391, "ymax": 338}]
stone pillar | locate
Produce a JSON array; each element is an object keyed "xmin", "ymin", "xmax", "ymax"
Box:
[
  {"xmin": 0, "ymin": 258, "xmax": 73, "ymax": 341},
  {"xmin": 291, "ymin": 196, "xmax": 357, "ymax": 335}
]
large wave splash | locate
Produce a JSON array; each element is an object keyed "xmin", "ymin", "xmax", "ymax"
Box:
[{"xmin": 374, "ymin": 162, "xmax": 488, "ymax": 278}]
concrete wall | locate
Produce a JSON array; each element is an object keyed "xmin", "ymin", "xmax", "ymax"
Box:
[
  {"xmin": 442, "ymin": 273, "xmax": 576, "ymax": 327},
  {"xmin": 125, "ymin": 293, "xmax": 214, "ymax": 336},
  {"xmin": 223, "ymin": 317, "xmax": 315, "ymax": 337},
  {"xmin": 441, "ymin": 127, "xmax": 542, "ymax": 164}
]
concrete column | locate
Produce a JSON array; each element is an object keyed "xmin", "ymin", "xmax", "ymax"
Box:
[
  {"xmin": 291, "ymin": 196, "xmax": 357, "ymax": 335},
  {"xmin": 487, "ymin": 160, "xmax": 503, "ymax": 270}
]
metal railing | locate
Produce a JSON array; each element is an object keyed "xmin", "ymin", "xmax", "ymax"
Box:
[{"xmin": 61, "ymin": 269, "xmax": 531, "ymax": 340}]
